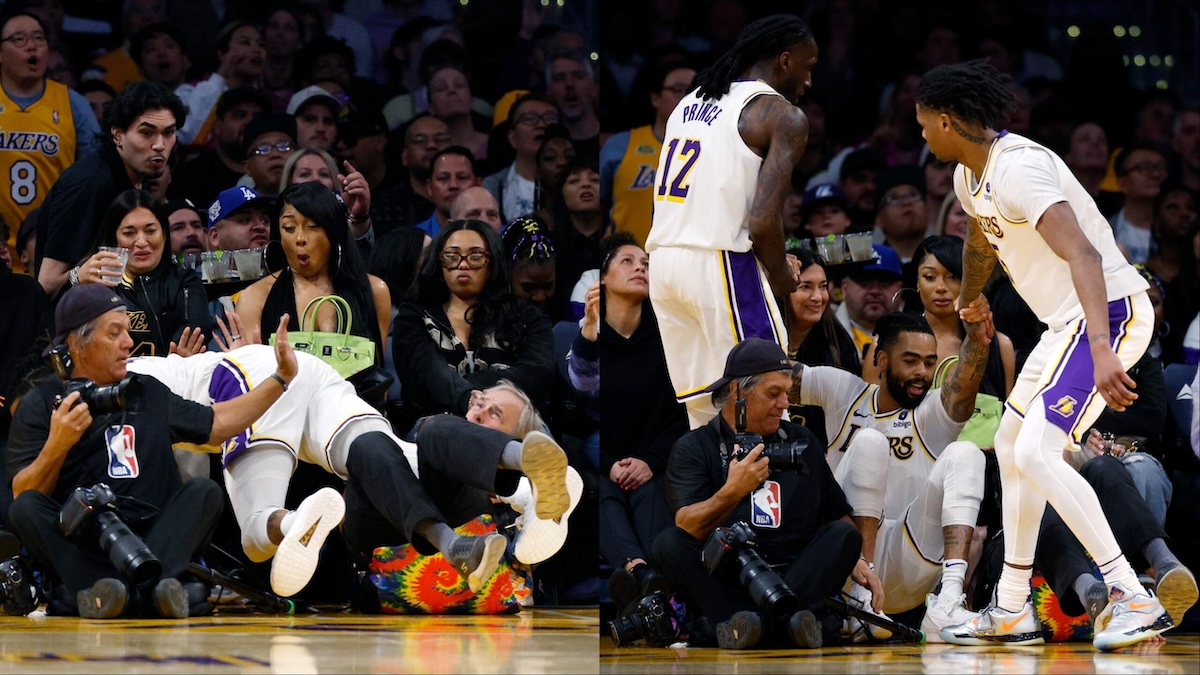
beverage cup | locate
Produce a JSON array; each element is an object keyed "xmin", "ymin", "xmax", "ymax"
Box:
[{"xmin": 97, "ymin": 246, "xmax": 130, "ymax": 283}]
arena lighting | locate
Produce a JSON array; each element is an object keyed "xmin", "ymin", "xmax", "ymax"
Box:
[
  {"xmin": 1067, "ymin": 25, "xmax": 1081, "ymax": 38},
  {"xmin": 1129, "ymin": 25, "xmax": 1142, "ymax": 37},
  {"xmin": 1124, "ymin": 55, "xmax": 1132, "ymax": 66},
  {"xmin": 1150, "ymin": 55, "xmax": 1161, "ymax": 66},
  {"xmin": 590, "ymin": 51, "xmax": 599, "ymax": 61},
  {"xmin": 1157, "ymin": 80, "xmax": 1169, "ymax": 89},
  {"xmin": 1166, "ymin": 55, "xmax": 1175, "ymax": 66},
  {"xmin": 1134, "ymin": 55, "xmax": 1147, "ymax": 66},
  {"xmin": 1114, "ymin": 25, "xmax": 1126, "ymax": 37}
]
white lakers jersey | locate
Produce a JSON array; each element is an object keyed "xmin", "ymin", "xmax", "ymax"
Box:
[
  {"xmin": 954, "ymin": 132, "xmax": 1148, "ymax": 330},
  {"xmin": 799, "ymin": 365, "xmax": 964, "ymax": 519},
  {"xmin": 645, "ymin": 79, "xmax": 784, "ymax": 254}
]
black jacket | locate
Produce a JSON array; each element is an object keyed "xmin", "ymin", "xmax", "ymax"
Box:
[
  {"xmin": 115, "ymin": 263, "xmax": 210, "ymax": 357},
  {"xmin": 392, "ymin": 298, "xmax": 555, "ymax": 418}
]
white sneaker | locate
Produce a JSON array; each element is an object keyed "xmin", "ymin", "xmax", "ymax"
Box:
[
  {"xmin": 920, "ymin": 592, "xmax": 980, "ymax": 643},
  {"xmin": 940, "ymin": 599, "xmax": 1045, "ymax": 646},
  {"xmin": 519, "ymin": 432, "xmax": 570, "ymax": 521},
  {"xmin": 844, "ymin": 581, "xmax": 893, "ymax": 642},
  {"xmin": 1092, "ymin": 585, "xmax": 1174, "ymax": 651},
  {"xmin": 511, "ymin": 467, "xmax": 583, "ymax": 564},
  {"xmin": 270, "ymin": 487, "xmax": 345, "ymax": 597}
]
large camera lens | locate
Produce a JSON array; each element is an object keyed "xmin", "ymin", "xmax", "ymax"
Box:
[
  {"xmin": 762, "ymin": 441, "xmax": 806, "ymax": 471},
  {"xmin": 95, "ymin": 512, "xmax": 161, "ymax": 588},
  {"xmin": 608, "ymin": 613, "xmax": 648, "ymax": 647},
  {"xmin": 87, "ymin": 376, "xmax": 142, "ymax": 415},
  {"xmin": 736, "ymin": 549, "xmax": 799, "ymax": 620}
]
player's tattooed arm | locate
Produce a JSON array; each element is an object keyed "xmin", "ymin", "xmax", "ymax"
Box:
[
  {"xmin": 941, "ymin": 296, "xmax": 995, "ymax": 423},
  {"xmin": 958, "ymin": 216, "xmax": 997, "ymax": 307},
  {"xmin": 743, "ymin": 97, "xmax": 809, "ymax": 298}
]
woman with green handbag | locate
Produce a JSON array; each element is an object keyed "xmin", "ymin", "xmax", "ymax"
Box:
[{"xmin": 236, "ymin": 182, "xmax": 392, "ymax": 375}]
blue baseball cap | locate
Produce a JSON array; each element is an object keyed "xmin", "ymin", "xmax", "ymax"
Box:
[
  {"xmin": 801, "ymin": 183, "xmax": 849, "ymax": 222},
  {"xmin": 849, "ymin": 244, "xmax": 903, "ymax": 280},
  {"xmin": 208, "ymin": 186, "xmax": 273, "ymax": 228}
]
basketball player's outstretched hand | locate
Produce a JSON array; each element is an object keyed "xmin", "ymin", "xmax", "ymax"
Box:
[
  {"xmin": 273, "ymin": 314, "xmax": 298, "ymax": 383},
  {"xmin": 1093, "ymin": 347, "xmax": 1137, "ymax": 412}
]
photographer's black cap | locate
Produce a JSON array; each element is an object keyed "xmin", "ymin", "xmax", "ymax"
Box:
[
  {"xmin": 50, "ymin": 285, "xmax": 126, "ymax": 347},
  {"xmin": 703, "ymin": 338, "xmax": 793, "ymax": 393}
]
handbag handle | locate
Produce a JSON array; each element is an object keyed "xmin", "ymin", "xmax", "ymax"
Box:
[
  {"xmin": 299, "ymin": 295, "xmax": 355, "ymax": 345},
  {"xmin": 932, "ymin": 355, "xmax": 958, "ymax": 389}
]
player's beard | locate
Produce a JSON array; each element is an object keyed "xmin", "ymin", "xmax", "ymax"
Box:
[{"xmin": 884, "ymin": 366, "xmax": 929, "ymax": 409}]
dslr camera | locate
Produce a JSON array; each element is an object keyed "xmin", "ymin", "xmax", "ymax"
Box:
[
  {"xmin": 729, "ymin": 394, "xmax": 806, "ymax": 470},
  {"xmin": 0, "ymin": 557, "xmax": 38, "ymax": 616},
  {"xmin": 58, "ymin": 483, "xmax": 161, "ymax": 588},
  {"xmin": 55, "ymin": 377, "xmax": 142, "ymax": 415},
  {"xmin": 702, "ymin": 521, "xmax": 799, "ymax": 620},
  {"xmin": 607, "ymin": 591, "xmax": 677, "ymax": 647}
]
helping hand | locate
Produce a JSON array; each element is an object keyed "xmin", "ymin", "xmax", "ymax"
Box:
[{"xmin": 169, "ymin": 326, "xmax": 208, "ymax": 357}]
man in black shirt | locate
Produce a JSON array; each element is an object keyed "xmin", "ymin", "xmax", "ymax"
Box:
[
  {"xmin": 36, "ymin": 81, "xmax": 188, "ymax": 297},
  {"xmin": 5, "ymin": 285, "xmax": 299, "ymax": 618},
  {"xmin": 169, "ymin": 86, "xmax": 271, "ymax": 209},
  {"xmin": 654, "ymin": 338, "xmax": 881, "ymax": 649}
]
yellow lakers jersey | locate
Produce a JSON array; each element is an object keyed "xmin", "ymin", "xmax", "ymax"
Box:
[
  {"xmin": 0, "ymin": 80, "xmax": 76, "ymax": 275},
  {"xmin": 611, "ymin": 125, "xmax": 662, "ymax": 247}
]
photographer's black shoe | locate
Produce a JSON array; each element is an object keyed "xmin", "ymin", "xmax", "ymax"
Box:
[
  {"xmin": 788, "ymin": 610, "xmax": 823, "ymax": 649},
  {"xmin": 153, "ymin": 578, "xmax": 189, "ymax": 619},
  {"xmin": 607, "ymin": 568, "xmax": 638, "ymax": 615},
  {"xmin": 634, "ymin": 564, "xmax": 671, "ymax": 598},
  {"xmin": 716, "ymin": 611, "xmax": 763, "ymax": 650},
  {"xmin": 77, "ymin": 578, "xmax": 127, "ymax": 619}
]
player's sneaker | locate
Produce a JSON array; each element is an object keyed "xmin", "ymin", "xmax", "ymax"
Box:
[
  {"xmin": 1092, "ymin": 584, "xmax": 1174, "ymax": 651},
  {"xmin": 511, "ymin": 467, "xmax": 583, "ymax": 564},
  {"xmin": 519, "ymin": 432, "xmax": 570, "ymax": 521},
  {"xmin": 920, "ymin": 591, "xmax": 980, "ymax": 643},
  {"xmin": 271, "ymin": 487, "xmax": 345, "ymax": 597},
  {"xmin": 1155, "ymin": 565, "xmax": 1198, "ymax": 624},
  {"xmin": 940, "ymin": 599, "xmax": 1045, "ymax": 646},
  {"xmin": 844, "ymin": 581, "xmax": 893, "ymax": 642},
  {"xmin": 446, "ymin": 532, "xmax": 508, "ymax": 594}
]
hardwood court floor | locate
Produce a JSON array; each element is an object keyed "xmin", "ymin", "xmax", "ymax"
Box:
[
  {"xmin": 601, "ymin": 634, "xmax": 1200, "ymax": 674},
  {"xmin": 0, "ymin": 608, "xmax": 599, "ymax": 674}
]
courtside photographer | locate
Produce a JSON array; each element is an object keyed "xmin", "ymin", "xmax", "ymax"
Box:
[
  {"xmin": 4, "ymin": 285, "xmax": 297, "ymax": 618},
  {"xmin": 651, "ymin": 338, "xmax": 881, "ymax": 649}
]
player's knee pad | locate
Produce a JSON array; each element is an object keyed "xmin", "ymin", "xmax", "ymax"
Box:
[
  {"xmin": 938, "ymin": 441, "xmax": 986, "ymax": 524},
  {"xmin": 838, "ymin": 429, "xmax": 889, "ymax": 520},
  {"xmin": 940, "ymin": 441, "xmax": 986, "ymax": 485}
]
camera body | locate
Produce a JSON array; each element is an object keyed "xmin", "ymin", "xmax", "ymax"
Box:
[
  {"xmin": 58, "ymin": 484, "xmax": 161, "ymax": 588},
  {"xmin": 731, "ymin": 432, "xmax": 807, "ymax": 470},
  {"xmin": 56, "ymin": 376, "xmax": 141, "ymax": 415},
  {"xmin": 0, "ymin": 557, "xmax": 38, "ymax": 616},
  {"xmin": 702, "ymin": 521, "xmax": 799, "ymax": 620},
  {"xmin": 607, "ymin": 591, "xmax": 677, "ymax": 647}
]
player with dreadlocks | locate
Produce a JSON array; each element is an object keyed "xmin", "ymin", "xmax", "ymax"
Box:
[
  {"xmin": 645, "ymin": 14, "xmax": 818, "ymax": 429},
  {"xmin": 915, "ymin": 59, "xmax": 1188, "ymax": 650}
]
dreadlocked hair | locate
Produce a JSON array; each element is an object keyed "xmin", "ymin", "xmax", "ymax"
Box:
[
  {"xmin": 917, "ymin": 58, "xmax": 1017, "ymax": 130},
  {"xmin": 693, "ymin": 14, "xmax": 813, "ymax": 101}
]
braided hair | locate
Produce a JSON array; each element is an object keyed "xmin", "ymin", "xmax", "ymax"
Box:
[
  {"xmin": 916, "ymin": 58, "xmax": 1017, "ymax": 130},
  {"xmin": 502, "ymin": 216, "xmax": 557, "ymax": 268},
  {"xmin": 693, "ymin": 14, "xmax": 814, "ymax": 101}
]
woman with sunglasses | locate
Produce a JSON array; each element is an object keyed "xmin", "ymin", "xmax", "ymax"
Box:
[
  {"xmin": 392, "ymin": 219, "xmax": 555, "ymax": 433},
  {"xmin": 236, "ymin": 182, "xmax": 390, "ymax": 368}
]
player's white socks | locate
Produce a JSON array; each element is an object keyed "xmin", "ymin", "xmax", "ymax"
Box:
[
  {"xmin": 1099, "ymin": 555, "xmax": 1147, "ymax": 597},
  {"xmin": 997, "ymin": 564, "xmax": 1033, "ymax": 613},
  {"xmin": 940, "ymin": 559, "xmax": 968, "ymax": 600},
  {"xmin": 280, "ymin": 511, "xmax": 297, "ymax": 536},
  {"xmin": 223, "ymin": 445, "xmax": 297, "ymax": 563}
]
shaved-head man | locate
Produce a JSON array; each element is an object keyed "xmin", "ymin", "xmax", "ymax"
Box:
[{"xmin": 450, "ymin": 186, "xmax": 502, "ymax": 232}]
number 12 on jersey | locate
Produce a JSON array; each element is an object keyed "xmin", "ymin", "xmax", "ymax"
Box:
[{"xmin": 656, "ymin": 138, "xmax": 701, "ymax": 202}]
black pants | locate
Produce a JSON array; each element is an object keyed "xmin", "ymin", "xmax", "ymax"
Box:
[
  {"xmin": 979, "ymin": 455, "xmax": 1167, "ymax": 615},
  {"xmin": 342, "ymin": 415, "xmax": 521, "ymax": 559},
  {"xmin": 7, "ymin": 478, "xmax": 223, "ymax": 613},
  {"xmin": 599, "ymin": 474, "xmax": 672, "ymax": 568},
  {"xmin": 653, "ymin": 521, "xmax": 860, "ymax": 633}
]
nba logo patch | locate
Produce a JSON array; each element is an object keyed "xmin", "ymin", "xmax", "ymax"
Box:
[
  {"xmin": 105, "ymin": 425, "xmax": 139, "ymax": 479},
  {"xmin": 751, "ymin": 480, "xmax": 781, "ymax": 529},
  {"xmin": 53, "ymin": 110, "xmax": 59, "ymax": 124}
]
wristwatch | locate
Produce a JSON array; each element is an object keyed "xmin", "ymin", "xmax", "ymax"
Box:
[{"xmin": 68, "ymin": 266, "xmax": 81, "ymax": 286}]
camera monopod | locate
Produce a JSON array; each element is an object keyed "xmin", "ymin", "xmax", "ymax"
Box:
[{"xmin": 825, "ymin": 593, "xmax": 926, "ymax": 643}]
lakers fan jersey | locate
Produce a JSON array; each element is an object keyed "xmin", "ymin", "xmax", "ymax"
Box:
[
  {"xmin": 645, "ymin": 80, "xmax": 783, "ymax": 254},
  {"xmin": 954, "ymin": 131, "xmax": 1147, "ymax": 330},
  {"xmin": 799, "ymin": 365, "xmax": 964, "ymax": 520},
  {"xmin": 607, "ymin": 125, "xmax": 662, "ymax": 247},
  {"xmin": 0, "ymin": 80, "xmax": 76, "ymax": 275}
]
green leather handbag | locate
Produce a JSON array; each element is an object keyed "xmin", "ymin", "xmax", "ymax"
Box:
[{"xmin": 270, "ymin": 295, "xmax": 375, "ymax": 378}]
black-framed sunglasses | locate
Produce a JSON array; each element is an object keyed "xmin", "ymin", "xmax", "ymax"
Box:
[
  {"xmin": 439, "ymin": 251, "xmax": 490, "ymax": 269},
  {"xmin": 249, "ymin": 141, "xmax": 294, "ymax": 157}
]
